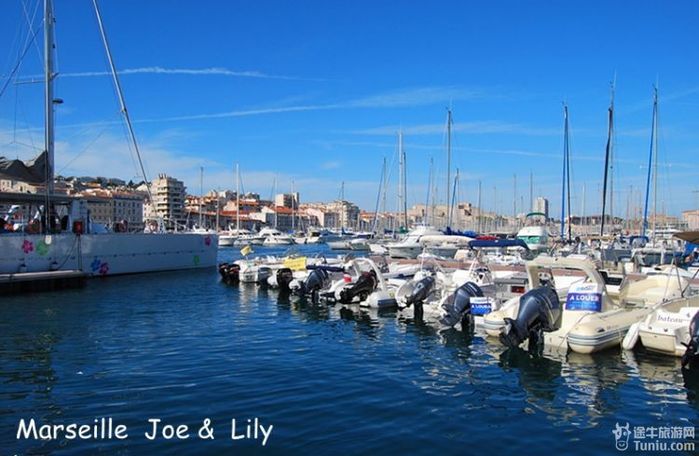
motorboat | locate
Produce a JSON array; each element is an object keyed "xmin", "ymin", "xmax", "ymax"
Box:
[
  {"xmin": 260, "ymin": 227, "xmax": 295, "ymax": 246},
  {"xmin": 630, "ymin": 292, "xmax": 699, "ymax": 363},
  {"xmin": 622, "ymin": 251, "xmax": 699, "ymax": 364},
  {"xmin": 516, "ymin": 225, "xmax": 550, "ymax": 253},
  {"xmin": 327, "ymin": 231, "xmax": 374, "ymax": 251},
  {"xmin": 484, "ymin": 256, "xmax": 688, "ymax": 354},
  {"xmin": 218, "ymin": 227, "xmax": 252, "ymax": 247},
  {"xmin": 317, "ymin": 257, "xmax": 406, "ymax": 309},
  {"xmin": 228, "ymin": 251, "xmax": 343, "ymax": 284},
  {"xmin": 386, "ymin": 225, "xmax": 443, "ymax": 259},
  {"xmin": 395, "ymin": 257, "xmax": 507, "ymax": 328}
]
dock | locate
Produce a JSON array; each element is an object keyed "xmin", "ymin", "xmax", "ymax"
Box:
[{"xmin": 0, "ymin": 270, "xmax": 88, "ymax": 294}]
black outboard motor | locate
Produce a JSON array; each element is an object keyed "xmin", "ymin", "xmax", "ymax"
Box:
[
  {"xmin": 499, "ymin": 286, "xmax": 561, "ymax": 351},
  {"xmin": 298, "ymin": 268, "xmax": 330, "ymax": 301},
  {"xmin": 439, "ymin": 281, "xmax": 483, "ymax": 328},
  {"xmin": 339, "ymin": 270, "xmax": 377, "ymax": 304},
  {"xmin": 403, "ymin": 275, "xmax": 436, "ymax": 320},
  {"xmin": 218, "ymin": 262, "xmax": 230, "ymax": 280},
  {"xmin": 682, "ymin": 312, "xmax": 699, "ymax": 369},
  {"xmin": 404, "ymin": 276, "xmax": 436, "ymax": 307},
  {"xmin": 219, "ymin": 263, "xmax": 240, "ymax": 284},
  {"xmin": 275, "ymin": 268, "xmax": 294, "ymax": 292}
]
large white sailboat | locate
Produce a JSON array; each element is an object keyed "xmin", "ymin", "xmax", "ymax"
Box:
[{"xmin": 0, "ymin": 0, "xmax": 217, "ymax": 276}]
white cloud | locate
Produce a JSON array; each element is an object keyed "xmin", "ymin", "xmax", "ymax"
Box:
[
  {"xmin": 352, "ymin": 120, "xmax": 559, "ymax": 136},
  {"xmin": 320, "ymin": 160, "xmax": 341, "ymax": 170},
  {"xmin": 50, "ymin": 66, "xmax": 325, "ymax": 82}
]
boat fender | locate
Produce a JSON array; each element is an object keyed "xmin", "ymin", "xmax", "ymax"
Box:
[{"xmin": 622, "ymin": 322, "xmax": 641, "ymax": 351}]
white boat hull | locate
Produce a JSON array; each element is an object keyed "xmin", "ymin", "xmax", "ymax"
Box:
[
  {"xmin": 387, "ymin": 244, "xmax": 422, "ymax": 259},
  {"xmin": 0, "ymin": 232, "xmax": 218, "ymax": 276},
  {"xmin": 218, "ymin": 235, "xmax": 237, "ymax": 246}
]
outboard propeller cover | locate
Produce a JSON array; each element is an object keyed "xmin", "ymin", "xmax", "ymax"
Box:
[
  {"xmin": 499, "ymin": 286, "xmax": 561, "ymax": 349},
  {"xmin": 339, "ymin": 270, "xmax": 378, "ymax": 304},
  {"xmin": 296, "ymin": 268, "xmax": 330, "ymax": 300},
  {"xmin": 218, "ymin": 262, "xmax": 230, "ymax": 279},
  {"xmin": 404, "ymin": 276, "xmax": 436, "ymax": 307},
  {"xmin": 440, "ymin": 281, "xmax": 483, "ymax": 327},
  {"xmin": 682, "ymin": 312, "xmax": 699, "ymax": 369},
  {"xmin": 275, "ymin": 268, "xmax": 294, "ymax": 291},
  {"xmin": 219, "ymin": 263, "xmax": 240, "ymax": 284}
]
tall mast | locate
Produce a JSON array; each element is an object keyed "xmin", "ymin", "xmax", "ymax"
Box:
[
  {"xmin": 652, "ymin": 89, "xmax": 659, "ymax": 239},
  {"xmin": 291, "ymin": 179, "xmax": 295, "ymax": 232},
  {"xmin": 581, "ymin": 183, "xmax": 586, "ymax": 229},
  {"xmin": 452, "ymin": 169, "xmax": 460, "ymax": 229},
  {"xmin": 402, "ymin": 134, "xmax": 408, "ymax": 229},
  {"xmin": 425, "ymin": 157, "xmax": 433, "ymax": 225},
  {"xmin": 446, "ymin": 108, "xmax": 453, "ymax": 227},
  {"xmin": 642, "ymin": 87, "xmax": 658, "ymax": 239},
  {"xmin": 236, "ymin": 163, "xmax": 240, "ymax": 231},
  {"xmin": 380, "ymin": 156, "xmax": 387, "ymax": 234},
  {"xmin": 340, "ymin": 181, "xmax": 345, "ymax": 231},
  {"xmin": 566, "ymin": 114, "xmax": 572, "ymax": 241},
  {"xmin": 609, "ymin": 77, "xmax": 616, "ymax": 232},
  {"xmin": 273, "ymin": 176, "xmax": 278, "ymax": 229},
  {"xmin": 44, "ymin": 0, "xmax": 56, "ymax": 197},
  {"xmin": 513, "ymin": 173, "xmax": 517, "ymax": 228},
  {"xmin": 493, "ymin": 185, "xmax": 497, "ymax": 231},
  {"xmin": 529, "ymin": 170, "xmax": 533, "ymax": 213},
  {"xmin": 199, "ymin": 166, "xmax": 203, "ymax": 228},
  {"xmin": 561, "ymin": 104, "xmax": 569, "ymax": 239},
  {"xmin": 215, "ymin": 189, "xmax": 220, "ymax": 230},
  {"xmin": 477, "ymin": 180, "xmax": 482, "ymax": 233},
  {"xmin": 371, "ymin": 159, "xmax": 385, "ymax": 233},
  {"xmin": 397, "ymin": 131, "xmax": 408, "ymax": 229},
  {"xmin": 600, "ymin": 83, "xmax": 614, "ymax": 236},
  {"xmin": 93, "ymin": 0, "xmax": 152, "ymax": 203}
]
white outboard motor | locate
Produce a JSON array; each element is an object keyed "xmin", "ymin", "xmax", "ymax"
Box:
[{"xmin": 500, "ymin": 286, "xmax": 561, "ymax": 350}]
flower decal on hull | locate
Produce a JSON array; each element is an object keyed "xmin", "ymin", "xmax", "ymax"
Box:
[
  {"xmin": 22, "ymin": 240, "xmax": 34, "ymax": 254},
  {"xmin": 91, "ymin": 258, "xmax": 110, "ymax": 276},
  {"xmin": 36, "ymin": 240, "xmax": 49, "ymax": 256}
]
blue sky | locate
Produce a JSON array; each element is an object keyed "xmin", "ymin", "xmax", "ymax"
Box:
[{"xmin": 1, "ymin": 0, "xmax": 699, "ymax": 217}]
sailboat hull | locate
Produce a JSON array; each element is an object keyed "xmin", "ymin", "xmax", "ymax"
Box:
[{"xmin": 0, "ymin": 232, "xmax": 218, "ymax": 276}]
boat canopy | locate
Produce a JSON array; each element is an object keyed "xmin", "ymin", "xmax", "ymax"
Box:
[
  {"xmin": 674, "ymin": 231, "xmax": 699, "ymax": 245},
  {"xmin": 468, "ymin": 238, "xmax": 530, "ymax": 250},
  {"xmin": 443, "ymin": 227, "xmax": 477, "ymax": 237}
]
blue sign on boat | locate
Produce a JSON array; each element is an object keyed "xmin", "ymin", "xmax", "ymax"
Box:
[
  {"xmin": 565, "ymin": 292, "xmax": 602, "ymax": 312},
  {"xmin": 471, "ymin": 297, "xmax": 492, "ymax": 316}
]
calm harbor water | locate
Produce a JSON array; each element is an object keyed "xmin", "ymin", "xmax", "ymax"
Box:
[{"xmin": 1, "ymin": 245, "xmax": 698, "ymax": 455}]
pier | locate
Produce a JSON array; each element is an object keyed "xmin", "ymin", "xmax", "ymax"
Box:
[{"xmin": 0, "ymin": 270, "xmax": 87, "ymax": 294}]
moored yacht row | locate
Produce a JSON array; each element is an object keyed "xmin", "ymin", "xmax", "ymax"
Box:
[{"xmin": 218, "ymin": 229, "xmax": 699, "ymax": 370}]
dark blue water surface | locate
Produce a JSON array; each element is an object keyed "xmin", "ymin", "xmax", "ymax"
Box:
[{"xmin": 2, "ymin": 245, "xmax": 698, "ymax": 455}]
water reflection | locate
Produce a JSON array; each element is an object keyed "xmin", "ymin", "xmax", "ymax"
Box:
[{"xmin": 3, "ymin": 245, "xmax": 699, "ymax": 453}]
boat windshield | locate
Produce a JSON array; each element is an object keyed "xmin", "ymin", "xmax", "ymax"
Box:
[{"xmin": 518, "ymin": 235, "xmax": 541, "ymax": 244}]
